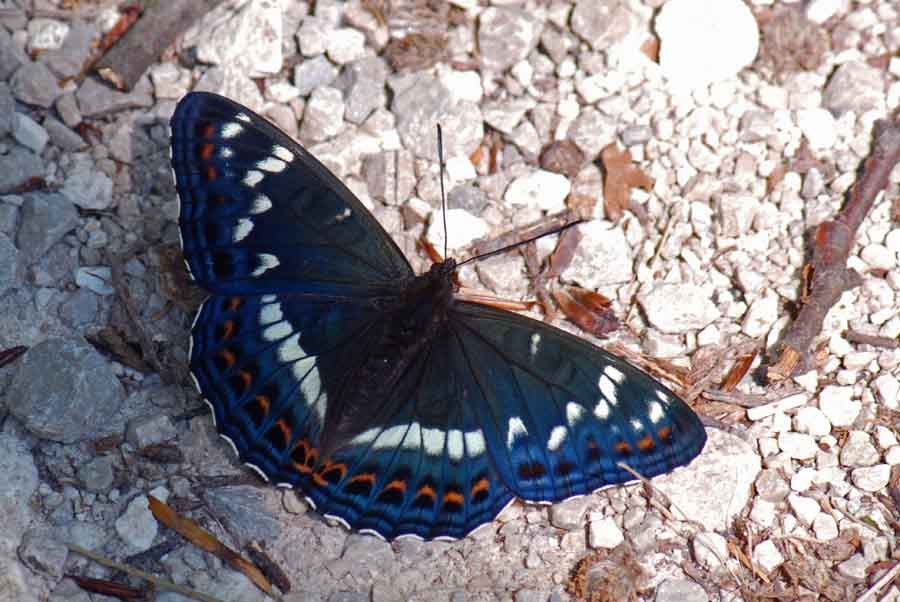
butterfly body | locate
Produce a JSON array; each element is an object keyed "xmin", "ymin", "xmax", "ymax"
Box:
[
  {"xmin": 318, "ymin": 259, "xmax": 457, "ymax": 454},
  {"xmin": 171, "ymin": 92, "xmax": 706, "ymax": 541}
]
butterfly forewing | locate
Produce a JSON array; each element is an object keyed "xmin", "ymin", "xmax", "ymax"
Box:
[{"xmin": 171, "ymin": 92, "xmax": 413, "ymax": 296}]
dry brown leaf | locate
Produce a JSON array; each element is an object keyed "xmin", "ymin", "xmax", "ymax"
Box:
[
  {"xmin": 552, "ymin": 287, "xmax": 619, "ymax": 338},
  {"xmin": 69, "ymin": 575, "xmax": 146, "ymax": 600},
  {"xmin": 148, "ymin": 495, "xmax": 274, "ymax": 596},
  {"xmin": 567, "ymin": 546, "xmax": 645, "ymax": 602},
  {"xmin": 600, "ymin": 144, "xmax": 654, "ymax": 222},
  {"xmin": 540, "ymin": 139, "xmax": 585, "ymax": 178}
]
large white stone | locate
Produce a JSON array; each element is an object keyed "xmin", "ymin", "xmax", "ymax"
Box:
[
  {"xmin": 656, "ymin": 0, "xmax": 759, "ymax": 90},
  {"xmin": 851, "ymin": 465, "xmax": 890, "ymax": 492},
  {"xmin": 752, "ymin": 539, "xmax": 784, "ymax": 573},
  {"xmin": 194, "ymin": 0, "xmax": 283, "ymax": 77},
  {"xmin": 425, "ymin": 208, "xmax": 489, "ymax": 253},
  {"xmin": 639, "ymin": 283, "xmax": 721, "ymax": 334},
  {"xmin": 587, "ymin": 514, "xmax": 624, "ymax": 549},
  {"xmin": 819, "ymin": 386, "xmax": 861, "ymax": 427},
  {"xmin": 561, "ymin": 221, "xmax": 634, "ymax": 289}
]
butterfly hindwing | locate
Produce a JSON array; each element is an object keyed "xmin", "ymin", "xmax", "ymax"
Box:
[
  {"xmin": 171, "ymin": 92, "xmax": 413, "ymax": 296},
  {"xmin": 448, "ymin": 302, "xmax": 707, "ymax": 502},
  {"xmin": 299, "ymin": 339, "xmax": 515, "ymax": 540}
]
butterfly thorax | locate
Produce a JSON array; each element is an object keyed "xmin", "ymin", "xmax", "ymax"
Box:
[{"xmin": 321, "ymin": 259, "xmax": 458, "ymax": 450}]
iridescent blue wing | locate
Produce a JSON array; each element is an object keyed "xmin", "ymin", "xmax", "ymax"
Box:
[
  {"xmin": 170, "ymin": 92, "xmax": 413, "ymax": 296},
  {"xmin": 270, "ymin": 299, "xmax": 705, "ymax": 540},
  {"xmin": 190, "ymin": 290, "xmax": 514, "ymax": 541},
  {"xmin": 445, "ymin": 302, "xmax": 707, "ymax": 502}
]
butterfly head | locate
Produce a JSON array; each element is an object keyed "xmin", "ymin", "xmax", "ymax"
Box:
[{"xmin": 426, "ymin": 257, "xmax": 457, "ymax": 281}]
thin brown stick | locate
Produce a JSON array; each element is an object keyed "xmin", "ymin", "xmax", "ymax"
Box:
[
  {"xmin": 843, "ymin": 330, "xmax": 899, "ymax": 349},
  {"xmin": 0, "ymin": 345, "xmax": 27, "ymax": 369},
  {"xmin": 110, "ymin": 250, "xmax": 167, "ymax": 380},
  {"xmin": 521, "ymin": 241, "xmax": 556, "ymax": 321},
  {"xmin": 66, "ymin": 543, "xmax": 227, "ymax": 602},
  {"xmin": 701, "ymin": 387, "xmax": 806, "ymax": 408},
  {"xmin": 94, "ymin": 0, "xmax": 227, "ymax": 91},
  {"xmin": 768, "ymin": 118, "xmax": 900, "ymax": 381},
  {"xmin": 460, "ymin": 207, "xmax": 588, "ymax": 260},
  {"xmin": 147, "ymin": 496, "xmax": 277, "ymax": 598}
]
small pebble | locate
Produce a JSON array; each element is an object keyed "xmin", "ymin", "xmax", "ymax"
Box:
[
  {"xmin": 587, "ymin": 514, "xmax": 624, "ymax": 549},
  {"xmin": 818, "ymin": 386, "xmax": 861, "ymax": 427},
  {"xmin": 752, "ymin": 540, "xmax": 784, "ymax": 573}
]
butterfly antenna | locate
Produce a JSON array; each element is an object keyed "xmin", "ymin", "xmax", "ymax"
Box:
[
  {"xmin": 437, "ymin": 123, "xmax": 448, "ymax": 260},
  {"xmin": 457, "ymin": 219, "xmax": 585, "ymax": 267}
]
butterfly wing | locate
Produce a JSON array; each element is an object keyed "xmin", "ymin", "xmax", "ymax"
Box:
[
  {"xmin": 273, "ymin": 298, "xmax": 705, "ymax": 540},
  {"xmin": 171, "ymin": 91, "xmax": 413, "ymax": 297},
  {"xmin": 171, "ymin": 92, "xmax": 443, "ymax": 534},
  {"xmin": 445, "ymin": 301, "xmax": 707, "ymax": 503}
]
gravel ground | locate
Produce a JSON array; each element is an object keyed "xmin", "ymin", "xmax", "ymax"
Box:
[{"xmin": 1, "ymin": 1, "xmax": 899, "ymax": 601}]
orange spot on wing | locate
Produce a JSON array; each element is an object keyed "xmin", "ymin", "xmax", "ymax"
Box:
[
  {"xmin": 303, "ymin": 447, "xmax": 319, "ymax": 472},
  {"xmin": 226, "ymin": 297, "xmax": 242, "ymax": 311},
  {"xmin": 291, "ymin": 439, "xmax": 314, "ymax": 473},
  {"xmin": 199, "ymin": 143, "xmax": 215, "ymax": 161},
  {"xmin": 238, "ymin": 369, "xmax": 252, "ymax": 390},
  {"xmin": 253, "ymin": 394, "xmax": 270, "ymax": 414},
  {"xmin": 443, "ymin": 491, "xmax": 464, "ymax": 506},
  {"xmin": 318, "ymin": 459, "xmax": 347, "ymax": 481},
  {"xmin": 275, "ymin": 419, "xmax": 291, "ymax": 445},
  {"xmin": 415, "ymin": 484, "xmax": 436, "ymax": 500},
  {"xmin": 218, "ymin": 348, "xmax": 236, "ymax": 367},
  {"xmin": 200, "ymin": 123, "xmax": 215, "ymax": 138},
  {"xmin": 348, "ymin": 473, "xmax": 376, "ymax": 485},
  {"xmin": 383, "ymin": 479, "xmax": 407, "ymax": 493},
  {"xmin": 470, "ymin": 478, "xmax": 489, "ymax": 497},
  {"xmin": 637, "ymin": 435, "xmax": 656, "ymax": 452},
  {"xmin": 205, "ymin": 165, "xmax": 217, "ymax": 181},
  {"xmin": 657, "ymin": 426, "xmax": 673, "ymax": 442},
  {"xmin": 586, "ymin": 439, "xmax": 602, "ymax": 460},
  {"xmin": 221, "ymin": 320, "xmax": 235, "ymax": 340},
  {"xmin": 293, "ymin": 446, "xmax": 317, "ymax": 474},
  {"xmin": 614, "ymin": 441, "xmax": 632, "ymax": 455}
]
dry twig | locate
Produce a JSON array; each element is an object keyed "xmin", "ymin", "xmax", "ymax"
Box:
[
  {"xmin": 95, "ymin": 0, "xmax": 226, "ymax": 91},
  {"xmin": 66, "ymin": 543, "xmax": 227, "ymax": 602},
  {"xmin": 768, "ymin": 118, "xmax": 900, "ymax": 381}
]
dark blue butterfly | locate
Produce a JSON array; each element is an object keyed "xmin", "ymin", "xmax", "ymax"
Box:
[{"xmin": 170, "ymin": 92, "xmax": 706, "ymax": 541}]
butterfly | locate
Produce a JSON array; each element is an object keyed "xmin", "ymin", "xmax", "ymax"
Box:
[{"xmin": 170, "ymin": 91, "xmax": 707, "ymax": 541}]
